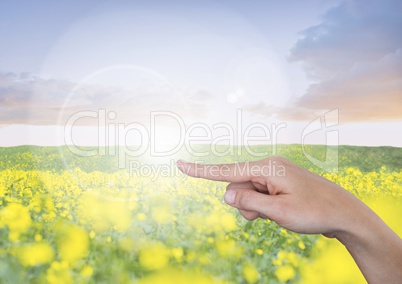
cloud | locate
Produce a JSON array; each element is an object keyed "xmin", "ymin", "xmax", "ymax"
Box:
[
  {"xmin": 246, "ymin": 0, "xmax": 402, "ymax": 122},
  {"xmin": 295, "ymin": 49, "xmax": 402, "ymax": 121},
  {"xmin": 0, "ymin": 72, "xmax": 213, "ymax": 126},
  {"xmin": 289, "ymin": 0, "xmax": 402, "ymax": 79}
]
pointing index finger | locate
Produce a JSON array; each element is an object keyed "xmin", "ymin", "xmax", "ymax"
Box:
[{"xmin": 176, "ymin": 160, "xmax": 256, "ymax": 183}]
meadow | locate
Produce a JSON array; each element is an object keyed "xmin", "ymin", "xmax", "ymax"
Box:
[{"xmin": 0, "ymin": 145, "xmax": 401, "ymax": 283}]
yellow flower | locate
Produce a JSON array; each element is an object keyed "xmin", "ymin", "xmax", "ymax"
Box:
[
  {"xmin": 80, "ymin": 265, "xmax": 94, "ymax": 277},
  {"xmin": 137, "ymin": 213, "xmax": 147, "ymax": 221},
  {"xmin": 34, "ymin": 233, "xmax": 43, "ymax": 242},
  {"xmin": 0, "ymin": 203, "xmax": 32, "ymax": 241},
  {"xmin": 16, "ymin": 242, "xmax": 54, "ymax": 267},
  {"xmin": 149, "ymin": 194, "xmax": 174, "ymax": 224},
  {"xmin": 171, "ymin": 247, "xmax": 183, "ymax": 262},
  {"xmin": 137, "ymin": 268, "xmax": 219, "ymax": 284},
  {"xmin": 186, "ymin": 251, "xmax": 196, "ymax": 262},
  {"xmin": 367, "ymin": 197, "xmax": 402, "ymax": 236},
  {"xmin": 89, "ymin": 230, "xmax": 96, "ymax": 239},
  {"xmin": 275, "ymin": 264, "xmax": 295, "ymax": 282},
  {"xmin": 255, "ymin": 249, "xmax": 264, "ymax": 255},
  {"xmin": 139, "ymin": 242, "xmax": 170, "ymax": 270},
  {"xmin": 299, "ymin": 238, "xmax": 366, "ymax": 283},
  {"xmin": 55, "ymin": 223, "xmax": 89, "ymax": 265},
  {"xmin": 107, "ymin": 201, "xmax": 132, "ymax": 232},
  {"xmin": 277, "ymin": 251, "xmax": 286, "ymax": 260},
  {"xmin": 46, "ymin": 261, "xmax": 72, "ymax": 284},
  {"xmin": 118, "ymin": 236, "xmax": 136, "ymax": 252},
  {"xmin": 298, "ymin": 241, "xmax": 306, "ymax": 250},
  {"xmin": 272, "ymin": 259, "xmax": 282, "ymax": 266},
  {"xmin": 276, "ymin": 251, "xmax": 300, "ymax": 268},
  {"xmin": 242, "ymin": 263, "xmax": 259, "ymax": 284},
  {"xmin": 220, "ymin": 213, "xmax": 237, "ymax": 232},
  {"xmin": 0, "ymin": 183, "xmax": 6, "ymax": 197},
  {"xmin": 152, "ymin": 206, "xmax": 173, "ymax": 224},
  {"xmin": 286, "ymin": 252, "xmax": 300, "ymax": 267},
  {"xmin": 215, "ymin": 239, "xmax": 243, "ymax": 258},
  {"xmin": 77, "ymin": 191, "xmax": 132, "ymax": 233}
]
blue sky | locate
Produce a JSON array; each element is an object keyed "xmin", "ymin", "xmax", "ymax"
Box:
[{"xmin": 0, "ymin": 0, "xmax": 401, "ymax": 147}]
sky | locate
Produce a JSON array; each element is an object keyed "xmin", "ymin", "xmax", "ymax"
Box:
[{"xmin": 0, "ymin": 0, "xmax": 401, "ymax": 149}]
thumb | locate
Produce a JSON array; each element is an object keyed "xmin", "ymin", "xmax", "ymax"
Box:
[{"xmin": 224, "ymin": 188, "xmax": 277, "ymax": 219}]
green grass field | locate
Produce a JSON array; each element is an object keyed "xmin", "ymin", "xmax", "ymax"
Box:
[{"xmin": 0, "ymin": 145, "xmax": 401, "ymax": 283}]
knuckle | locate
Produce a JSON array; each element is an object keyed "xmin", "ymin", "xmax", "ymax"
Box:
[{"xmin": 238, "ymin": 190, "xmax": 253, "ymax": 208}]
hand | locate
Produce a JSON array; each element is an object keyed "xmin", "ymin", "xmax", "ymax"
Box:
[
  {"xmin": 177, "ymin": 157, "xmax": 402, "ymax": 283},
  {"xmin": 177, "ymin": 156, "xmax": 363, "ymax": 236}
]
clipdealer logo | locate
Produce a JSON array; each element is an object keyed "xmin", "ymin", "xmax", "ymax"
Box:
[
  {"xmin": 64, "ymin": 109, "xmax": 287, "ymax": 168},
  {"xmin": 64, "ymin": 108, "xmax": 339, "ymax": 173}
]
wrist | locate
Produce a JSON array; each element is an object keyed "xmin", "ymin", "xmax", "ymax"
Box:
[
  {"xmin": 334, "ymin": 201, "xmax": 380, "ymax": 248},
  {"xmin": 333, "ymin": 200, "xmax": 402, "ymax": 283}
]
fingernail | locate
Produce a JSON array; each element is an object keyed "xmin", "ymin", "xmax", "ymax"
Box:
[{"xmin": 224, "ymin": 190, "xmax": 236, "ymax": 204}]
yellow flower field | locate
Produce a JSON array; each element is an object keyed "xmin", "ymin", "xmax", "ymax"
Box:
[{"xmin": 0, "ymin": 146, "xmax": 401, "ymax": 283}]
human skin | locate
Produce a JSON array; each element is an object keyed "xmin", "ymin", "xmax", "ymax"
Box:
[{"xmin": 176, "ymin": 157, "xmax": 402, "ymax": 283}]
